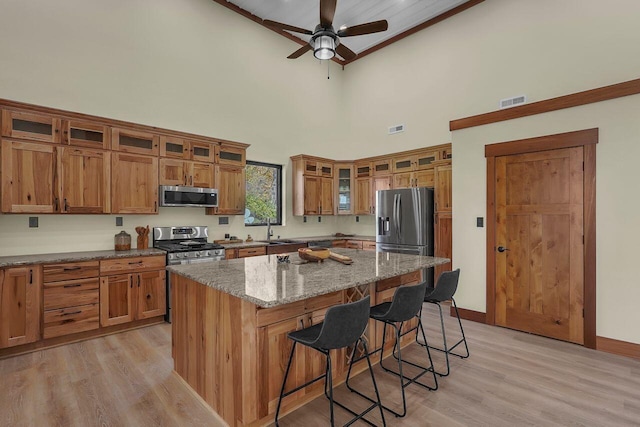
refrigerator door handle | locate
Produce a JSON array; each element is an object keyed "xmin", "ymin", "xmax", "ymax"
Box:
[{"xmin": 397, "ymin": 194, "xmax": 402, "ymax": 241}]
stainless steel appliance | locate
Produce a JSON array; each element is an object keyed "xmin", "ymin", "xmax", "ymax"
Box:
[
  {"xmin": 159, "ymin": 185, "xmax": 218, "ymax": 208},
  {"xmin": 376, "ymin": 187, "xmax": 434, "ymax": 286},
  {"xmin": 153, "ymin": 226, "xmax": 225, "ymax": 322}
]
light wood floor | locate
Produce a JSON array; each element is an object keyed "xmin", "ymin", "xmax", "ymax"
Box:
[{"xmin": 1, "ymin": 305, "xmax": 639, "ymax": 427}]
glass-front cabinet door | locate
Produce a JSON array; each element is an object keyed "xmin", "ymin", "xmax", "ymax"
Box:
[
  {"xmin": 1, "ymin": 109, "xmax": 61, "ymax": 143},
  {"xmin": 63, "ymin": 120, "xmax": 110, "ymax": 150},
  {"xmin": 335, "ymin": 163, "xmax": 353, "ymax": 215}
]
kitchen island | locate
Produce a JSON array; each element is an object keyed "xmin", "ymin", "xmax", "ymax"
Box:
[{"xmin": 168, "ymin": 249, "xmax": 449, "ymax": 426}]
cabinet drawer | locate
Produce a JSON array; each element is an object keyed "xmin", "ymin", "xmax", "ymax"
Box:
[
  {"xmin": 331, "ymin": 240, "xmax": 347, "ymax": 248},
  {"xmin": 44, "ymin": 278, "xmax": 99, "ymax": 310},
  {"xmin": 43, "ymin": 303, "xmax": 99, "ymax": 339},
  {"xmin": 346, "ymin": 240, "xmax": 363, "ymax": 250},
  {"xmin": 100, "ymin": 255, "xmax": 165, "ymax": 274},
  {"xmin": 43, "ymin": 261, "xmax": 100, "ymax": 283},
  {"xmin": 256, "ymin": 300, "xmax": 306, "ymax": 327},
  {"xmin": 237, "ymin": 247, "xmax": 267, "ymax": 258},
  {"xmin": 376, "ymin": 270, "xmax": 422, "ymax": 293},
  {"xmin": 362, "ymin": 241, "xmax": 377, "ymax": 251},
  {"xmin": 305, "ymin": 291, "xmax": 343, "ymax": 312}
]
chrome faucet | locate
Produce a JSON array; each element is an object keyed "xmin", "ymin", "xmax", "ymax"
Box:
[{"xmin": 266, "ymin": 218, "xmax": 273, "ymax": 241}]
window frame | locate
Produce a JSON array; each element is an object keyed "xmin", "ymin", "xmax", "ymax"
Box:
[{"xmin": 244, "ymin": 160, "xmax": 283, "ymax": 227}]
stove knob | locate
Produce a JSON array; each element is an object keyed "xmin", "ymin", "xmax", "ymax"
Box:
[
  {"xmin": 205, "ymin": 251, "xmax": 211, "ymax": 257},
  {"xmin": 177, "ymin": 253, "xmax": 184, "ymax": 259},
  {"xmin": 195, "ymin": 252, "xmax": 201, "ymax": 257}
]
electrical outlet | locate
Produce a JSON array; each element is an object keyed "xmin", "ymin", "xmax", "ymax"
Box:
[
  {"xmin": 303, "ymin": 216, "xmax": 307, "ymax": 223},
  {"xmin": 356, "ymin": 216, "xmax": 360, "ymax": 223},
  {"xmin": 28, "ymin": 217, "xmax": 38, "ymax": 228},
  {"xmin": 318, "ymin": 216, "xmax": 321, "ymax": 223},
  {"xmin": 116, "ymin": 217, "xmax": 123, "ymax": 226},
  {"xmin": 477, "ymin": 217, "xmax": 484, "ymax": 227},
  {"xmin": 218, "ymin": 217, "xmax": 229, "ymax": 225}
]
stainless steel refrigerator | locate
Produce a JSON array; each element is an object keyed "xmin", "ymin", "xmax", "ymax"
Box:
[{"xmin": 376, "ymin": 187, "xmax": 434, "ymax": 286}]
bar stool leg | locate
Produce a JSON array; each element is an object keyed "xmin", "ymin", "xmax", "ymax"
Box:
[
  {"xmin": 327, "ymin": 351, "xmax": 335, "ymax": 427},
  {"xmin": 452, "ymin": 298, "xmax": 470, "ymax": 359}
]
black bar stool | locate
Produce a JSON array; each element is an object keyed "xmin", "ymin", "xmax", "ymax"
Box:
[
  {"xmin": 274, "ymin": 296, "xmax": 386, "ymax": 427},
  {"xmin": 348, "ymin": 282, "xmax": 438, "ymax": 418},
  {"xmin": 418, "ymin": 268, "xmax": 469, "ymax": 377}
]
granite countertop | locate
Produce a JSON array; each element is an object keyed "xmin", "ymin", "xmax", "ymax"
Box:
[
  {"xmin": 167, "ymin": 248, "xmax": 449, "ymax": 308},
  {"xmin": 0, "ymin": 248, "xmax": 166, "ymax": 268},
  {"xmin": 219, "ymin": 235, "xmax": 375, "ymax": 249}
]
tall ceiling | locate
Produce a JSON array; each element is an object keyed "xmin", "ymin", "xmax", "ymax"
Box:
[{"xmin": 212, "ymin": 0, "xmax": 484, "ymax": 65}]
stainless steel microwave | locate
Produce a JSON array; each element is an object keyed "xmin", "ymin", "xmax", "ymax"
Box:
[{"xmin": 159, "ymin": 186, "xmax": 218, "ymax": 208}]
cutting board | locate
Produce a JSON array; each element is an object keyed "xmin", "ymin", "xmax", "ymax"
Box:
[{"xmin": 329, "ymin": 252, "xmax": 353, "ymax": 265}]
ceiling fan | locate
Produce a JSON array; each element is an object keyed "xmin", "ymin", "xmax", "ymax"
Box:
[{"xmin": 263, "ymin": 0, "xmax": 388, "ymax": 61}]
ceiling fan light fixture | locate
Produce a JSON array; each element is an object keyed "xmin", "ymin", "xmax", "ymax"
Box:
[{"xmin": 313, "ymin": 35, "xmax": 335, "ymax": 60}]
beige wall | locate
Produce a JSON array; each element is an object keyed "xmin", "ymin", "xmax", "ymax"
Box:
[{"xmin": 1, "ymin": 0, "xmax": 640, "ymax": 344}]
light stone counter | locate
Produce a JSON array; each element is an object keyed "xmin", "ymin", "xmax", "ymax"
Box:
[
  {"xmin": 0, "ymin": 248, "xmax": 166, "ymax": 268},
  {"xmin": 167, "ymin": 248, "xmax": 448, "ymax": 308}
]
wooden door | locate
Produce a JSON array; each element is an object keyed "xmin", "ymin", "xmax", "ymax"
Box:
[
  {"xmin": 159, "ymin": 158, "xmax": 188, "ymax": 186},
  {"xmin": 62, "ymin": 120, "xmax": 110, "ymax": 149},
  {"xmin": 372, "ymin": 175, "xmax": 392, "ymax": 211},
  {"xmin": 303, "ymin": 176, "xmax": 320, "ymax": 215},
  {"xmin": 354, "ymin": 177, "xmax": 371, "ymax": 214},
  {"xmin": 217, "ymin": 144, "xmax": 246, "ymax": 166},
  {"xmin": 372, "ymin": 159, "xmax": 392, "ymax": 176},
  {"xmin": 0, "ymin": 267, "xmax": 41, "ymax": 348},
  {"xmin": 413, "ymin": 150, "xmax": 440, "ymax": 170},
  {"xmin": 111, "ymin": 153, "xmax": 158, "ymax": 214},
  {"xmin": 1, "ymin": 110, "xmax": 60, "ymax": 143},
  {"xmin": 190, "ymin": 141, "xmax": 215, "ymax": 163},
  {"xmin": 136, "ymin": 270, "xmax": 166, "ymax": 319},
  {"xmin": 159, "ymin": 136, "xmax": 189, "ymax": 159},
  {"xmin": 257, "ymin": 316, "xmax": 307, "ymax": 417},
  {"xmin": 335, "ymin": 163, "xmax": 353, "ymax": 215},
  {"xmin": 111, "ymin": 128, "xmax": 159, "ymax": 156},
  {"xmin": 319, "ymin": 177, "xmax": 333, "ymax": 215},
  {"xmin": 393, "ymin": 172, "xmax": 412, "ymax": 189},
  {"xmin": 1, "ymin": 140, "xmax": 58, "ymax": 213},
  {"xmin": 392, "ymin": 155, "xmax": 414, "ymax": 173},
  {"xmin": 215, "ymin": 165, "xmax": 245, "ymax": 215},
  {"xmin": 100, "ymin": 274, "xmax": 134, "ymax": 327},
  {"xmin": 59, "ymin": 147, "xmax": 110, "ymax": 213},
  {"xmin": 191, "ymin": 162, "xmax": 214, "ymax": 188},
  {"xmin": 495, "ymin": 147, "xmax": 584, "ymax": 344},
  {"xmin": 414, "ymin": 169, "xmax": 435, "ymax": 187},
  {"xmin": 435, "ymin": 164, "xmax": 452, "ymax": 212}
]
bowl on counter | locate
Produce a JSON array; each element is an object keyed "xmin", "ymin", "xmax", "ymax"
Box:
[{"xmin": 298, "ymin": 248, "xmax": 330, "ymax": 263}]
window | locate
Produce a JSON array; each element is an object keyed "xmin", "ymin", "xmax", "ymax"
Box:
[{"xmin": 245, "ymin": 161, "xmax": 282, "ymax": 226}]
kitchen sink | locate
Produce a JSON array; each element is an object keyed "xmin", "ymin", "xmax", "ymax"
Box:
[{"xmin": 258, "ymin": 239, "xmax": 299, "ymax": 245}]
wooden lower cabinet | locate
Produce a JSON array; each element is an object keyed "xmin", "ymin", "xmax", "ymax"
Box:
[
  {"xmin": 0, "ymin": 266, "xmax": 41, "ymax": 348},
  {"xmin": 100, "ymin": 270, "xmax": 165, "ymax": 326},
  {"xmin": 435, "ymin": 212, "xmax": 453, "ymax": 280}
]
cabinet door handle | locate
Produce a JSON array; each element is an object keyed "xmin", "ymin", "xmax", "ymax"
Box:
[
  {"xmin": 54, "ymin": 197, "xmax": 59, "ymax": 211},
  {"xmin": 190, "ymin": 175, "xmax": 193, "ymax": 186},
  {"xmin": 130, "ymin": 276, "xmax": 133, "ymax": 288},
  {"xmin": 63, "ymin": 266, "xmax": 81, "ymax": 271},
  {"xmin": 64, "ymin": 198, "xmax": 69, "ymax": 212},
  {"xmin": 154, "ymin": 201, "xmax": 158, "ymax": 212},
  {"xmin": 63, "ymin": 283, "xmax": 82, "ymax": 288},
  {"xmin": 137, "ymin": 275, "xmax": 141, "ymax": 287},
  {"xmin": 299, "ymin": 319, "xmax": 305, "ymax": 329},
  {"xmin": 29, "ymin": 269, "xmax": 33, "ymax": 284}
]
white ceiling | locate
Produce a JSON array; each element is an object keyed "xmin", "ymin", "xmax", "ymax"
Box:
[{"xmin": 225, "ymin": 0, "xmax": 475, "ymax": 61}]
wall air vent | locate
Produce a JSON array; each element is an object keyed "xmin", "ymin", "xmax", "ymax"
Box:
[
  {"xmin": 388, "ymin": 124, "xmax": 405, "ymax": 135},
  {"xmin": 499, "ymin": 95, "xmax": 527, "ymax": 109}
]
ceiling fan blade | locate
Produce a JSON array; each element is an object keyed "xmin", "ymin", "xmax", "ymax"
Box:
[
  {"xmin": 287, "ymin": 44, "xmax": 312, "ymax": 59},
  {"xmin": 337, "ymin": 20, "xmax": 388, "ymax": 37},
  {"xmin": 335, "ymin": 44, "xmax": 356, "ymax": 61},
  {"xmin": 319, "ymin": 0, "xmax": 337, "ymax": 28},
  {"xmin": 263, "ymin": 19, "xmax": 313, "ymax": 35}
]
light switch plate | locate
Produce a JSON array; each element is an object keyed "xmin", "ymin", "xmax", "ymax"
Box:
[
  {"xmin": 28, "ymin": 217, "xmax": 38, "ymax": 228},
  {"xmin": 218, "ymin": 217, "xmax": 229, "ymax": 225},
  {"xmin": 477, "ymin": 217, "xmax": 484, "ymax": 227},
  {"xmin": 116, "ymin": 217, "xmax": 123, "ymax": 226},
  {"xmin": 356, "ymin": 216, "xmax": 360, "ymax": 222},
  {"xmin": 303, "ymin": 216, "xmax": 307, "ymax": 223},
  {"xmin": 318, "ymin": 216, "xmax": 321, "ymax": 223}
]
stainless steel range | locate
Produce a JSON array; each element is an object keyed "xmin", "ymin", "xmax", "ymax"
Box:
[{"xmin": 153, "ymin": 226, "xmax": 225, "ymax": 322}]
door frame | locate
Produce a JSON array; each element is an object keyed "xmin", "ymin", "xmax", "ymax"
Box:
[{"xmin": 484, "ymin": 128, "xmax": 598, "ymax": 348}]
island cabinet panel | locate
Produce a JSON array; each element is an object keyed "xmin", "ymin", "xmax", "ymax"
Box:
[{"xmin": 0, "ymin": 266, "xmax": 41, "ymax": 349}]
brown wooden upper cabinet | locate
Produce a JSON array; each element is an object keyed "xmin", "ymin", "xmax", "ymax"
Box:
[
  {"xmin": 112, "ymin": 127, "xmax": 159, "ymax": 156},
  {"xmin": 62, "ymin": 120, "xmax": 110, "ymax": 150},
  {"xmin": 354, "ymin": 175, "xmax": 391, "ymax": 215},
  {"xmin": 59, "ymin": 147, "xmax": 111, "ymax": 214},
  {"xmin": 159, "ymin": 158, "xmax": 214, "ymax": 188},
  {"xmin": 334, "ymin": 163, "xmax": 354, "ymax": 215},
  {"xmin": 1, "ymin": 140, "xmax": 58, "ymax": 213},
  {"xmin": 354, "ymin": 161, "xmax": 372, "ymax": 178},
  {"xmin": 217, "ymin": 143, "xmax": 246, "ymax": 166},
  {"xmin": 393, "ymin": 169, "xmax": 435, "ymax": 189},
  {"xmin": 291, "ymin": 155, "xmax": 334, "ymax": 215},
  {"xmin": 434, "ymin": 164, "xmax": 452, "ymax": 212},
  {"xmin": 0, "ymin": 266, "xmax": 41, "ymax": 349},
  {"xmin": 392, "ymin": 149, "xmax": 440, "ymax": 173},
  {"xmin": 1, "ymin": 109, "xmax": 61, "ymax": 143},
  {"xmin": 206, "ymin": 164, "xmax": 245, "ymax": 215},
  {"xmin": 159, "ymin": 136, "xmax": 216, "ymax": 163},
  {"xmin": 111, "ymin": 152, "xmax": 158, "ymax": 214},
  {"xmin": 372, "ymin": 158, "xmax": 392, "ymax": 176}
]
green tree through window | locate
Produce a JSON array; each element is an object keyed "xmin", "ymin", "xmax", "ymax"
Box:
[{"xmin": 245, "ymin": 161, "xmax": 282, "ymax": 226}]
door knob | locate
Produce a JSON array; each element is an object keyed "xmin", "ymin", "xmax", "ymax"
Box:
[{"xmin": 497, "ymin": 246, "xmax": 509, "ymax": 253}]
